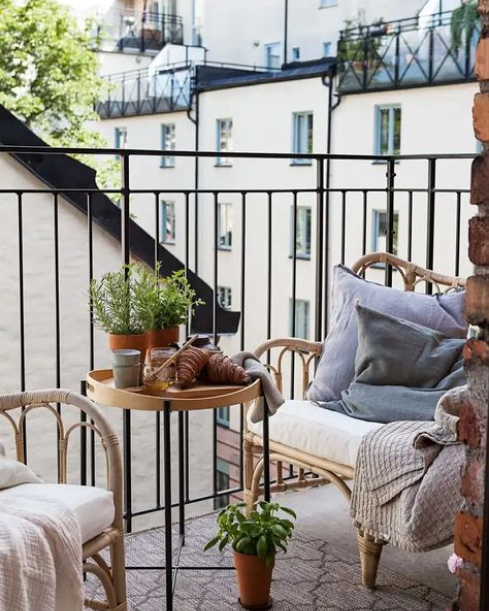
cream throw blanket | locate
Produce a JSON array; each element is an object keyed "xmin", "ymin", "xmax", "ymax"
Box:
[
  {"xmin": 351, "ymin": 386, "xmax": 466, "ymax": 552},
  {"xmin": 0, "ymin": 457, "xmax": 84, "ymax": 611}
]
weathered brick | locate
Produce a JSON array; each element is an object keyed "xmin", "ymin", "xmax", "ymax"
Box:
[
  {"xmin": 458, "ymin": 568, "xmax": 481, "ymax": 611},
  {"xmin": 461, "ymin": 457, "xmax": 485, "ymax": 504},
  {"xmin": 463, "ymin": 339, "xmax": 489, "ymax": 364},
  {"xmin": 480, "ymin": 0, "xmax": 489, "ymax": 15},
  {"xmin": 471, "ymin": 155, "xmax": 489, "ymax": 205},
  {"xmin": 477, "ymin": 38, "xmax": 489, "ymax": 80},
  {"xmin": 465, "ymin": 276, "xmax": 489, "ymax": 325},
  {"xmin": 469, "ymin": 216, "xmax": 489, "ymax": 264},
  {"xmin": 454, "ymin": 512, "xmax": 483, "ymax": 566},
  {"xmin": 474, "ymin": 93, "xmax": 489, "ymax": 142},
  {"xmin": 459, "ymin": 399, "xmax": 484, "ymax": 447}
]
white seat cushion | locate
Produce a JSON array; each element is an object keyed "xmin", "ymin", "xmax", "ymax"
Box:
[
  {"xmin": 0, "ymin": 483, "xmax": 115, "ymax": 544},
  {"xmin": 248, "ymin": 400, "xmax": 384, "ymax": 468}
]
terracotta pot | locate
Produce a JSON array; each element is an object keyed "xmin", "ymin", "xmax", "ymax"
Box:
[
  {"xmin": 108, "ymin": 332, "xmax": 149, "ymax": 355},
  {"xmin": 148, "ymin": 327, "xmax": 180, "ymax": 349},
  {"xmin": 233, "ymin": 550, "xmax": 274, "ymax": 610}
]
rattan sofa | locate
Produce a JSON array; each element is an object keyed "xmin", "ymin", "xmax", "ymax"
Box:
[
  {"xmin": 0, "ymin": 389, "xmax": 127, "ymax": 611},
  {"xmin": 244, "ymin": 252, "xmax": 466, "ymax": 588}
]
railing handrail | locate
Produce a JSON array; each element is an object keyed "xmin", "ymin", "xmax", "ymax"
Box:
[{"xmin": 0, "ymin": 144, "xmax": 477, "ymax": 162}]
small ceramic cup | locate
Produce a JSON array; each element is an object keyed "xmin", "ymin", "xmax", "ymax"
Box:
[
  {"xmin": 112, "ymin": 349, "xmax": 141, "ymax": 367},
  {"xmin": 113, "ymin": 364, "xmax": 140, "ymax": 389}
]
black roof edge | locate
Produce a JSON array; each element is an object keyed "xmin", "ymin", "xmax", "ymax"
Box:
[{"xmin": 0, "ymin": 105, "xmax": 240, "ymax": 336}]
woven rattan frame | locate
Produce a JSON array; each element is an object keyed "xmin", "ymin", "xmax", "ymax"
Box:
[
  {"xmin": 0, "ymin": 389, "xmax": 127, "ymax": 611},
  {"xmin": 244, "ymin": 252, "xmax": 466, "ymax": 589}
]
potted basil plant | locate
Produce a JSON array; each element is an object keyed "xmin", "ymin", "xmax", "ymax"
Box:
[
  {"xmin": 204, "ymin": 501, "xmax": 296, "ymax": 610},
  {"xmin": 90, "ymin": 263, "xmax": 153, "ymax": 355}
]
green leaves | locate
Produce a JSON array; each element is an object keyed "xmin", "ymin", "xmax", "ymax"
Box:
[{"xmin": 204, "ymin": 500, "xmax": 297, "ymax": 562}]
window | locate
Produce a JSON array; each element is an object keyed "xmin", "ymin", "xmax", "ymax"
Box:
[
  {"xmin": 161, "ymin": 123, "xmax": 176, "ymax": 167},
  {"xmin": 290, "ymin": 299, "xmax": 310, "ymax": 339},
  {"xmin": 216, "ymin": 406, "xmax": 230, "ymax": 427},
  {"xmin": 114, "ymin": 127, "xmax": 128, "ymax": 159},
  {"xmin": 216, "ymin": 119, "xmax": 233, "ymax": 166},
  {"xmin": 292, "ymin": 47, "xmax": 300, "ymax": 62},
  {"xmin": 159, "ymin": 200, "xmax": 176, "ymax": 244},
  {"xmin": 218, "ymin": 286, "xmax": 232, "ymax": 309},
  {"xmin": 291, "ymin": 207, "xmax": 312, "ymax": 259},
  {"xmin": 319, "ymin": 0, "xmax": 338, "ymax": 7},
  {"xmin": 217, "ymin": 203, "xmax": 232, "ymax": 250},
  {"xmin": 292, "ymin": 112, "xmax": 313, "ymax": 164},
  {"xmin": 376, "ymin": 106, "xmax": 401, "ymax": 155},
  {"xmin": 323, "ymin": 42, "xmax": 331, "ymax": 57},
  {"xmin": 215, "ymin": 458, "xmax": 230, "ymax": 509},
  {"xmin": 264, "ymin": 43, "xmax": 281, "ymax": 69},
  {"xmin": 372, "ymin": 210, "xmax": 399, "ymax": 255}
]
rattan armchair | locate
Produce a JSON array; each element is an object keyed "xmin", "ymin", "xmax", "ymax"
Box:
[
  {"xmin": 0, "ymin": 389, "xmax": 127, "ymax": 611},
  {"xmin": 244, "ymin": 252, "xmax": 466, "ymax": 589}
]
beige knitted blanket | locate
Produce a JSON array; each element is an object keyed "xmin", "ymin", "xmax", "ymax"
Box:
[{"xmin": 350, "ymin": 386, "xmax": 466, "ymax": 552}]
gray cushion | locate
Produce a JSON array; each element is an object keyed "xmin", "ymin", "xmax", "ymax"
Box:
[
  {"xmin": 318, "ymin": 304, "xmax": 466, "ymax": 423},
  {"xmin": 307, "ymin": 265, "xmax": 466, "ymax": 403}
]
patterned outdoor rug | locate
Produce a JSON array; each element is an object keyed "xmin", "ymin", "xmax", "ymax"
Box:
[{"xmin": 86, "ymin": 513, "xmax": 451, "ymax": 610}]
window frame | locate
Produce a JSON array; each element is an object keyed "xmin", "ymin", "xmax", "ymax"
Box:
[
  {"xmin": 114, "ymin": 126, "xmax": 128, "ymax": 159},
  {"xmin": 290, "ymin": 206, "xmax": 312, "ymax": 260},
  {"xmin": 217, "ymin": 203, "xmax": 233, "ymax": 250},
  {"xmin": 292, "ymin": 112, "xmax": 314, "ymax": 166},
  {"xmin": 371, "ymin": 209, "xmax": 399, "ymax": 256},
  {"xmin": 159, "ymin": 200, "xmax": 176, "ymax": 244},
  {"xmin": 264, "ymin": 42, "xmax": 281, "ymax": 69},
  {"xmin": 319, "ymin": 0, "xmax": 338, "ymax": 8},
  {"xmin": 217, "ymin": 286, "xmax": 232, "ymax": 309},
  {"xmin": 375, "ymin": 105, "xmax": 402, "ymax": 156},
  {"xmin": 161, "ymin": 123, "xmax": 176, "ymax": 168},
  {"xmin": 214, "ymin": 458, "xmax": 230, "ymax": 509},
  {"xmin": 216, "ymin": 406, "xmax": 230, "ymax": 427},
  {"xmin": 292, "ymin": 46, "xmax": 301, "ymax": 62},
  {"xmin": 323, "ymin": 41, "xmax": 332, "ymax": 57},
  {"xmin": 216, "ymin": 118, "xmax": 233, "ymax": 167},
  {"xmin": 289, "ymin": 298, "xmax": 310, "ymax": 339}
]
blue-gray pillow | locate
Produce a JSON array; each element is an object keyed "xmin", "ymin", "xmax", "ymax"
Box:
[{"xmin": 307, "ymin": 265, "xmax": 466, "ymax": 403}]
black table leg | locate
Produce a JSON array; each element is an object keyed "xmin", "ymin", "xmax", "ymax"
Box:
[
  {"xmin": 263, "ymin": 397, "xmax": 271, "ymax": 502},
  {"xmin": 178, "ymin": 410, "xmax": 185, "ymax": 543},
  {"xmin": 163, "ymin": 401, "xmax": 173, "ymax": 611}
]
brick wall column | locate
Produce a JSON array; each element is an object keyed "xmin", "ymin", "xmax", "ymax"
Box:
[{"xmin": 454, "ymin": 3, "xmax": 489, "ymax": 609}]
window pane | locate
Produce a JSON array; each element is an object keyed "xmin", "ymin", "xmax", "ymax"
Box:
[
  {"xmin": 393, "ymin": 108, "xmax": 401, "ymax": 155},
  {"xmin": 379, "ymin": 109, "xmax": 389, "ymax": 155}
]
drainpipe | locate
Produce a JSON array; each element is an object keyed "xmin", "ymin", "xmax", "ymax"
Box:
[
  {"xmin": 283, "ymin": 0, "xmax": 289, "ymax": 66},
  {"xmin": 321, "ymin": 66, "xmax": 341, "ymax": 336}
]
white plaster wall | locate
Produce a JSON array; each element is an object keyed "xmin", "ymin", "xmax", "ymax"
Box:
[
  {"xmin": 0, "ymin": 154, "xmax": 213, "ymax": 530},
  {"xmin": 98, "ymin": 50, "xmax": 153, "ymax": 76}
]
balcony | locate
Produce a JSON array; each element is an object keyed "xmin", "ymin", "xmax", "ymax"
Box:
[
  {"xmin": 95, "ymin": 9, "xmax": 184, "ymax": 54},
  {"xmin": 337, "ymin": 9, "xmax": 480, "ymax": 93},
  {"xmin": 0, "ymin": 140, "xmax": 477, "ymax": 609}
]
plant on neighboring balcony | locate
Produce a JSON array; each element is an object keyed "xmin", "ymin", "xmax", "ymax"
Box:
[
  {"xmin": 450, "ymin": 1, "xmax": 479, "ymax": 54},
  {"xmin": 204, "ymin": 501, "xmax": 296, "ymax": 608},
  {"xmin": 337, "ymin": 15, "xmax": 386, "ymax": 69}
]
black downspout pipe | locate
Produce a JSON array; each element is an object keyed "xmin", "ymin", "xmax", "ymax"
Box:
[
  {"xmin": 284, "ymin": 0, "xmax": 289, "ymax": 66},
  {"xmin": 322, "ymin": 67, "xmax": 341, "ymax": 338}
]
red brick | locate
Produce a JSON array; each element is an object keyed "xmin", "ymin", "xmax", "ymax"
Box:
[
  {"xmin": 469, "ymin": 216, "xmax": 489, "ymax": 265},
  {"xmin": 459, "ymin": 399, "xmax": 484, "ymax": 447},
  {"xmin": 458, "ymin": 568, "xmax": 481, "ymax": 611},
  {"xmin": 470, "ymin": 155, "xmax": 489, "ymax": 205},
  {"xmin": 473, "ymin": 93, "xmax": 489, "ymax": 142},
  {"xmin": 479, "ymin": 0, "xmax": 489, "ymax": 15},
  {"xmin": 454, "ymin": 512, "xmax": 483, "ymax": 566},
  {"xmin": 476, "ymin": 38, "xmax": 489, "ymax": 80},
  {"xmin": 465, "ymin": 276, "xmax": 489, "ymax": 325},
  {"xmin": 463, "ymin": 339, "xmax": 489, "ymax": 364},
  {"xmin": 461, "ymin": 457, "xmax": 485, "ymax": 504}
]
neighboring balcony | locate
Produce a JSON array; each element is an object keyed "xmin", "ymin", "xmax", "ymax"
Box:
[
  {"xmin": 337, "ymin": 8, "xmax": 480, "ymax": 93},
  {"xmin": 96, "ymin": 9, "xmax": 184, "ymax": 54}
]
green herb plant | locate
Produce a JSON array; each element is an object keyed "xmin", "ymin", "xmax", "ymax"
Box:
[
  {"xmin": 450, "ymin": 1, "xmax": 479, "ymax": 54},
  {"xmin": 90, "ymin": 263, "xmax": 153, "ymax": 335},
  {"xmin": 204, "ymin": 501, "xmax": 296, "ymax": 566},
  {"xmin": 151, "ymin": 266, "xmax": 204, "ymax": 330}
]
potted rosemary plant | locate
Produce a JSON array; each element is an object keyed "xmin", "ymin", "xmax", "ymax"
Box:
[
  {"xmin": 204, "ymin": 501, "xmax": 296, "ymax": 610},
  {"xmin": 147, "ymin": 267, "xmax": 204, "ymax": 349},
  {"xmin": 90, "ymin": 263, "xmax": 153, "ymax": 354}
]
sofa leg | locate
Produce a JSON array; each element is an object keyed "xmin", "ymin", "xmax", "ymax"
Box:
[{"xmin": 357, "ymin": 530, "xmax": 384, "ymax": 589}]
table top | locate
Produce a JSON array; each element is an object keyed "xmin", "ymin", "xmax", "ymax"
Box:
[{"xmin": 86, "ymin": 369, "xmax": 262, "ymax": 412}]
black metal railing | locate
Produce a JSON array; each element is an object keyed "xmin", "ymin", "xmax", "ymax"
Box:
[
  {"xmin": 95, "ymin": 9, "xmax": 184, "ymax": 53},
  {"xmin": 98, "ymin": 60, "xmax": 279, "ymax": 119},
  {"xmin": 0, "ymin": 145, "xmax": 475, "ymax": 536},
  {"xmin": 337, "ymin": 8, "xmax": 480, "ymax": 93}
]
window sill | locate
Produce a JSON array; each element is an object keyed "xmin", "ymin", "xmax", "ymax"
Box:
[
  {"xmin": 290, "ymin": 161, "xmax": 313, "ymax": 167},
  {"xmin": 160, "ymin": 241, "xmax": 176, "ymax": 246},
  {"xmin": 372, "ymin": 159, "xmax": 400, "ymax": 165},
  {"xmin": 160, "ymin": 165, "xmax": 176, "ymax": 169},
  {"xmin": 288, "ymin": 254, "xmax": 311, "ymax": 260},
  {"xmin": 215, "ymin": 163, "xmax": 233, "ymax": 168},
  {"xmin": 217, "ymin": 246, "xmax": 232, "ymax": 252}
]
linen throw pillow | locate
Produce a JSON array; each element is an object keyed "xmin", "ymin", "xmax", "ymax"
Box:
[
  {"xmin": 0, "ymin": 455, "xmax": 42, "ymax": 489},
  {"xmin": 307, "ymin": 265, "xmax": 466, "ymax": 403},
  {"xmin": 318, "ymin": 304, "xmax": 466, "ymax": 422}
]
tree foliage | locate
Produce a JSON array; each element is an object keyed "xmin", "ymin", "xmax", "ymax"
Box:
[{"xmin": 0, "ymin": 0, "xmax": 119, "ymax": 191}]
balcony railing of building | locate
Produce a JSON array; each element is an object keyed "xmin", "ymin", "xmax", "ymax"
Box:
[
  {"xmin": 0, "ymin": 145, "xmax": 475, "ymax": 536},
  {"xmin": 337, "ymin": 8, "xmax": 480, "ymax": 93},
  {"xmin": 94, "ymin": 9, "xmax": 184, "ymax": 54},
  {"xmin": 97, "ymin": 60, "xmax": 279, "ymax": 119}
]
